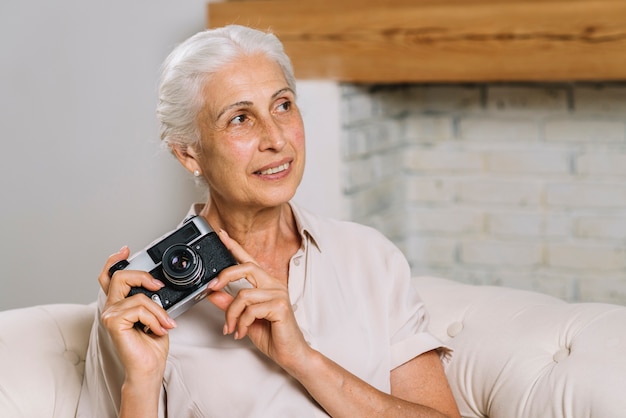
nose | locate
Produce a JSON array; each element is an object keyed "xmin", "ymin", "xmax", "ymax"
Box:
[{"xmin": 259, "ymin": 118, "xmax": 286, "ymax": 151}]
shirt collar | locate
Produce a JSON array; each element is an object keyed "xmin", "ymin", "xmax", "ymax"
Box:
[
  {"xmin": 288, "ymin": 201, "xmax": 322, "ymax": 252},
  {"xmin": 185, "ymin": 201, "xmax": 322, "ymax": 252}
]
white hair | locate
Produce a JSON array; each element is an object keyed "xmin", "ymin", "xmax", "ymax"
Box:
[{"xmin": 156, "ymin": 25, "xmax": 296, "ymax": 151}]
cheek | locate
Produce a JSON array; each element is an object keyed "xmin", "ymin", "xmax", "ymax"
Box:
[
  {"xmin": 201, "ymin": 140, "xmax": 255, "ymax": 180},
  {"xmin": 287, "ymin": 117, "xmax": 306, "ymax": 148}
]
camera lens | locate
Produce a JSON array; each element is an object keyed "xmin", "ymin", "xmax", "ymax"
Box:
[{"xmin": 162, "ymin": 244, "xmax": 203, "ymax": 288}]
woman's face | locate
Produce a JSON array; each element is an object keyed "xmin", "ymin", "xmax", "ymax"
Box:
[{"xmin": 194, "ymin": 53, "xmax": 305, "ymax": 212}]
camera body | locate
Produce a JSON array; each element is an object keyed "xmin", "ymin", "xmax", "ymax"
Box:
[{"xmin": 109, "ymin": 215, "xmax": 246, "ymax": 320}]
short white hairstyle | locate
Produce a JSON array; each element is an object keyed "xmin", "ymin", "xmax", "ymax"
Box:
[{"xmin": 157, "ymin": 25, "xmax": 296, "ymax": 151}]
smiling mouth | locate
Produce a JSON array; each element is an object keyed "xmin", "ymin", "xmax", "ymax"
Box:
[{"xmin": 256, "ymin": 162, "xmax": 290, "ymax": 175}]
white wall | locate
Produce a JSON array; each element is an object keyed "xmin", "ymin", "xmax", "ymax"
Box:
[{"xmin": 0, "ymin": 1, "xmax": 343, "ymax": 310}]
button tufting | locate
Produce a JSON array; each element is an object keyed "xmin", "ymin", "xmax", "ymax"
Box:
[
  {"xmin": 63, "ymin": 350, "xmax": 81, "ymax": 365},
  {"xmin": 553, "ymin": 348, "xmax": 571, "ymax": 363},
  {"xmin": 447, "ymin": 322, "xmax": 464, "ymax": 338}
]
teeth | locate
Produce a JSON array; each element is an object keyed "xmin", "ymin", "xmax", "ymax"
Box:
[{"xmin": 259, "ymin": 163, "xmax": 289, "ymax": 175}]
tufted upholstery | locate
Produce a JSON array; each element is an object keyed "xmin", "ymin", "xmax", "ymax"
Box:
[
  {"xmin": 0, "ymin": 303, "xmax": 94, "ymax": 417},
  {"xmin": 416, "ymin": 276, "xmax": 626, "ymax": 418},
  {"xmin": 1, "ymin": 277, "xmax": 625, "ymax": 417}
]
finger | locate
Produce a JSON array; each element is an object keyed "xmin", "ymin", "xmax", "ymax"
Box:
[
  {"xmin": 206, "ymin": 290, "xmax": 234, "ymax": 312},
  {"xmin": 98, "ymin": 246, "xmax": 131, "ymax": 294},
  {"xmin": 234, "ymin": 296, "xmax": 292, "ymax": 340},
  {"xmin": 223, "ymin": 287, "xmax": 284, "ymax": 334},
  {"xmin": 102, "ymin": 293, "xmax": 176, "ymax": 336},
  {"xmin": 217, "ymin": 229, "xmax": 257, "ymax": 265},
  {"xmin": 106, "ymin": 269, "xmax": 165, "ymax": 306},
  {"xmin": 208, "ymin": 262, "xmax": 263, "ymax": 293}
]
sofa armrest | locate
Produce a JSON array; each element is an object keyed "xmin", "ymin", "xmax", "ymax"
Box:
[
  {"xmin": 0, "ymin": 303, "xmax": 95, "ymax": 417},
  {"xmin": 415, "ymin": 276, "xmax": 626, "ymax": 418}
]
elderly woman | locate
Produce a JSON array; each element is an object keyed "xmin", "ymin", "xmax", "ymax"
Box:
[{"xmin": 78, "ymin": 25, "xmax": 460, "ymax": 418}]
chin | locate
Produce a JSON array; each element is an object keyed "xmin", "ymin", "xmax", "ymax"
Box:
[{"xmin": 258, "ymin": 187, "xmax": 298, "ymax": 208}]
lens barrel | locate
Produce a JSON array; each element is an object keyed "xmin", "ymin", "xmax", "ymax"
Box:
[{"xmin": 162, "ymin": 244, "xmax": 204, "ymax": 288}]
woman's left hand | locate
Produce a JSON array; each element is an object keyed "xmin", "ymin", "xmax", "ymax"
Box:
[{"xmin": 206, "ymin": 230, "xmax": 311, "ymax": 371}]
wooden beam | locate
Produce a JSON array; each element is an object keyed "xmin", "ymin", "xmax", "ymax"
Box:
[{"xmin": 208, "ymin": 0, "xmax": 626, "ymax": 83}]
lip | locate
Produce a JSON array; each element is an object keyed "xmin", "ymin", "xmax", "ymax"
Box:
[{"xmin": 253, "ymin": 158, "xmax": 294, "ymax": 178}]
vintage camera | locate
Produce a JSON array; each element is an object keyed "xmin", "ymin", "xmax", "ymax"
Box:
[{"xmin": 109, "ymin": 215, "xmax": 249, "ymax": 322}]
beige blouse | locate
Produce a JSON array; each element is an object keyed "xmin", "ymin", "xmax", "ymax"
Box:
[{"xmin": 78, "ymin": 202, "xmax": 448, "ymax": 417}]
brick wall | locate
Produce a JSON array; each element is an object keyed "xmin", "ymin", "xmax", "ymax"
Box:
[{"xmin": 341, "ymin": 83, "xmax": 626, "ymax": 304}]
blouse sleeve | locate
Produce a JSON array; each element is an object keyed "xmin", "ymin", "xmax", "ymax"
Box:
[{"xmin": 386, "ymin": 247, "xmax": 452, "ymax": 370}]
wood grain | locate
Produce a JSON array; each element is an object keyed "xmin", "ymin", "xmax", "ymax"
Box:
[{"xmin": 207, "ymin": 0, "xmax": 626, "ymax": 82}]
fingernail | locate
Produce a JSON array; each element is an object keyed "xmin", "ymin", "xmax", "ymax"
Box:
[
  {"xmin": 119, "ymin": 245, "xmax": 129, "ymax": 253},
  {"xmin": 152, "ymin": 278, "xmax": 165, "ymax": 288},
  {"xmin": 168, "ymin": 318, "xmax": 177, "ymax": 328},
  {"xmin": 222, "ymin": 323, "xmax": 229, "ymax": 335},
  {"xmin": 208, "ymin": 278, "xmax": 218, "ymax": 289},
  {"xmin": 234, "ymin": 331, "xmax": 240, "ymax": 340}
]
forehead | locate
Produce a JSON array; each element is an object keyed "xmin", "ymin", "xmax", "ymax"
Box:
[{"xmin": 203, "ymin": 54, "xmax": 288, "ymax": 101}]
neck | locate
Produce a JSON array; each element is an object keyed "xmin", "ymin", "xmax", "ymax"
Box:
[{"xmin": 199, "ymin": 200, "xmax": 300, "ymax": 280}]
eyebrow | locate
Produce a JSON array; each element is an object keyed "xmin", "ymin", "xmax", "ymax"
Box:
[{"xmin": 216, "ymin": 87, "xmax": 295, "ymax": 121}]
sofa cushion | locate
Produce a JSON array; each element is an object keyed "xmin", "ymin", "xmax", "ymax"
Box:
[
  {"xmin": 0, "ymin": 304, "xmax": 94, "ymax": 417},
  {"xmin": 415, "ymin": 276, "xmax": 626, "ymax": 418}
]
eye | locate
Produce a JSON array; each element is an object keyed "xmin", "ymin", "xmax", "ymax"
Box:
[
  {"xmin": 276, "ymin": 100, "xmax": 291, "ymax": 113},
  {"xmin": 230, "ymin": 114, "xmax": 248, "ymax": 125}
]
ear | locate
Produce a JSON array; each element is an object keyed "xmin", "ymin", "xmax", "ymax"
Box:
[{"xmin": 171, "ymin": 143, "xmax": 202, "ymax": 175}]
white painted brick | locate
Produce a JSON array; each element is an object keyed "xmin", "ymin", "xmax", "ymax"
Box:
[
  {"xmin": 546, "ymin": 182, "xmax": 626, "ymax": 208},
  {"xmin": 547, "ymin": 243, "xmax": 626, "ymax": 270},
  {"xmin": 373, "ymin": 122, "xmax": 404, "ymax": 154},
  {"xmin": 486, "ymin": 211, "xmax": 574, "ymax": 239},
  {"xmin": 487, "ymin": 211, "xmax": 543, "ymax": 237},
  {"xmin": 360, "ymin": 209, "xmax": 406, "ymax": 241},
  {"xmin": 341, "ymin": 91, "xmax": 375, "ymax": 125},
  {"xmin": 504, "ymin": 272, "xmax": 578, "ymax": 302},
  {"xmin": 408, "ymin": 208, "xmax": 484, "ymax": 234},
  {"xmin": 405, "ymin": 177, "xmax": 456, "ymax": 203},
  {"xmin": 370, "ymin": 86, "xmax": 409, "ymax": 118},
  {"xmin": 344, "ymin": 158, "xmax": 376, "ymax": 191},
  {"xmin": 459, "ymin": 116, "xmax": 540, "ymax": 142},
  {"xmin": 460, "ymin": 239, "xmax": 544, "ymax": 267},
  {"xmin": 405, "ymin": 236, "xmax": 458, "ymax": 266},
  {"xmin": 468, "ymin": 269, "xmax": 579, "ymax": 301},
  {"xmin": 342, "ymin": 127, "xmax": 368, "ymax": 159},
  {"xmin": 544, "ymin": 213, "xmax": 575, "ymax": 238},
  {"xmin": 340, "ymin": 84, "xmax": 367, "ymax": 97},
  {"xmin": 403, "ymin": 115, "xmax": 455, "ymax": 143},
  {"xmin": 404, "ymin": 148, "xmax": 484, "ymax": 173},
  {"xmin": 486, "ymin": 150, "xmax": 570, "ymax": 175},
  {"xmin": 346, "ymin": 178, "xmax": 404, "ymax": 219},
  {"xmin": 576, "ymin": 153, "xmax": 626, "ymax": 176},
  {"xmin": 376, "ymin": 150, "xmax": 402, "ymax": 180},
  {"xmin": 405, "ymin": 85, "xmax": 483, "ymax": 112},
  {"xmin": 487, "ymin": 85, "xmax": 569, "ymax": 112},
  {"xmin": 544, "ymin": 118, "xmax": 625, "ymax": 142},
  {"xmin": 342, "ymin": 121, "xmax": 403, "ymax": 159},
  {"xmin": 576, "ymin": 216, "xmax": 626, "ymax": 240},
  {"xmin": 579, "ymin": 276, "xmax": 626, "ymax": 304},
  {"xmin": 575, "ymin": 85, "xmax": 626, "ymax": 114},
  {"xmin": 344, "ymin": 151, "xmax": 401, "ymax": 192},
  {"xmin": 459, "ymin": 179, "xmax": 543, "ymax": 206},
  {"xmin": 340, "ymin": 83, "xmax": 626, "ymax": 305}
]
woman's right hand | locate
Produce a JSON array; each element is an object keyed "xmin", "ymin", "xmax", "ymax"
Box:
[{"xmin": 98, "ymin": 246, "xmax": 177, "ymax": 382}]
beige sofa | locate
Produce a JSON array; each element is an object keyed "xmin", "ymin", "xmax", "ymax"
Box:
[{"xmin": 1, "ymin": 277, "xmax": 626, "ymax": 418}]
